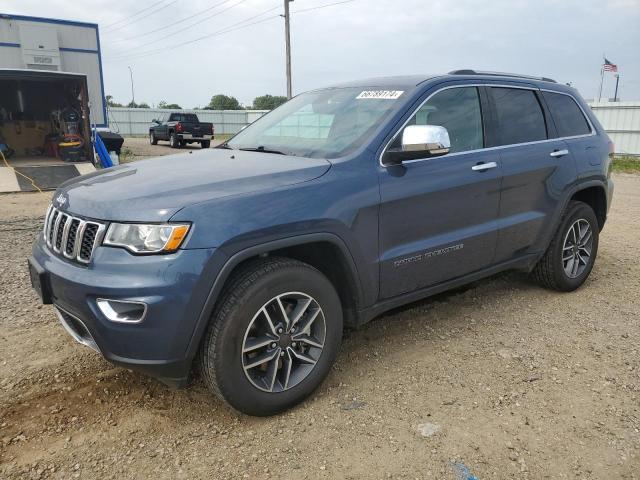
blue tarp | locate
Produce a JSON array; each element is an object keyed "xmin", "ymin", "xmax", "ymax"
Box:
[{"xmin": 93, "ymin": 130, "xmax": 113, "ymax": 168}]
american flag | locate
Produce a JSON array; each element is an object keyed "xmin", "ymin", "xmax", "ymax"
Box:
[{"xmin": 603, "ymin": 58, "xmax": 618, "ymax": 72}]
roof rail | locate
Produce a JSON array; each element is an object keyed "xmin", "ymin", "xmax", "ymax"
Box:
[{"xmin": 448, "ymin": 69, "xmax": 557, "ymax": 83}]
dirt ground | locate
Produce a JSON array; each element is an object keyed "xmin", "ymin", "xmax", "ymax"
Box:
[{"xmin": 0, "ymin": 171, "xmax": 638, "ymax": 480}]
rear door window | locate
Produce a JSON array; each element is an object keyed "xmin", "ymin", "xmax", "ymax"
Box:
[
  {"xmin": 542, "ymin": 91, "xmax": 591, "ymax": 137},
  {"xmin": 491, "ymin": 87, "xmax": 547, "ymax": 145}
]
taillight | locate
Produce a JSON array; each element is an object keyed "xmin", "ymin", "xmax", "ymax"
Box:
[
  {"xmin": 176, "ymin": 122, "xmax": 183, "ymax": 133},
  {"xmin": 210, "ymin": 125, "xmax": 214, "ymax": 135},
  {"xmin": 608, "ymin": 139, "xmax": 615, "ymax": 157}
]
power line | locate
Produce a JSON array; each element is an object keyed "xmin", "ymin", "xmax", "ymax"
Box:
[
  {"xmin": 292, "ymin": 0, "xmax": 355, "ymax": 14},
  {"xmin": 105, "ymin": 0, "xmax": 249, "ymax": 54},
  {"xmin": 105, "ymin": 0, "xmax": 355, "ymax": 63},
  {"xmin": 105, "ymin": 4, "xmax": 280, "ymax": 61},
  {"xmin": 285, "ymin": 0, "xmax": 355, "ymax": 98},
  {"xmin": 105, "ymin": 0, "xmax": 237, "ymax": 41},
  {"xmin": 103, "ymin": 0, "xmax": 179, "ymax": 34},
  {"xmin": 102, "ymin": 0, "xmax": 170, "ymax": 29},
  {"xmin": 106, "ymin": 15, "xmax": 280, "ymax": 62}
]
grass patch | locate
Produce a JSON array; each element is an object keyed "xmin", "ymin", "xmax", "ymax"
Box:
[
  {"xmin": 119, "ymin": 147, "xmax": 136, "ymax": 164},
  {"xmin": 612, "ymin": 155, "xmax": 640, "ymax": 173}
]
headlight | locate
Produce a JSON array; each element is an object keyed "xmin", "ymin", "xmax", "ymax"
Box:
[{"xmin": 103, "ymin": 223, "xmax": 190, "ymax": 254}]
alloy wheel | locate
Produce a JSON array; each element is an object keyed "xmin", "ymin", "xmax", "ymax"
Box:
[
  {"xmin": 241, "ymin": 292, "xmax": 326, "ymax": 393},
  {"xmin": 562, "ymin": 218, "xmax": 593, "ymax": 278}
]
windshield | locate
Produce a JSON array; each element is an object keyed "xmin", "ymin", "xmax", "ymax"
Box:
[{"xmin": 226, "ymin": 87, "xmax": 406, "ymax": 158}]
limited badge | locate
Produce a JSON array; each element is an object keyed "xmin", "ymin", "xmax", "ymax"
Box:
[{"xmin": 356, "ymin": 90, "xmax": 404, "ymax": 100}]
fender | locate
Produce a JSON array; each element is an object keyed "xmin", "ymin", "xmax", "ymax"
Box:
[
  {"xmin": 532, "ymin": 177, "xmax": 608, "ymax": 268},
  {"xmin": 183, "ymin": 232, "xmax": 364, "ymax": 361}
]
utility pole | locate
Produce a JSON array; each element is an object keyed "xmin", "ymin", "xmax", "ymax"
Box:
[
  {"xmin": 284, "ymin": 0, "xmax": 293, "ymax": 99},
  {"xmin": 613, "ymin": 74, "xmax": 620, "ymax": 102},
  {"xmin": 128, "ymin": 66, "xmax": 136, "ymax": 106}
]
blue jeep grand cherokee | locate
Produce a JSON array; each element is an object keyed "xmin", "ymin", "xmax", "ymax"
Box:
[{"xmin": 29, "ymin": 71, "xmax": 614, "ymax": 416}]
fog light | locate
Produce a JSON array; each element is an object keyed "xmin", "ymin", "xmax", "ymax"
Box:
[{"xmin": 97, "ymin": 299, "xmax": 147, "ymax": 323}]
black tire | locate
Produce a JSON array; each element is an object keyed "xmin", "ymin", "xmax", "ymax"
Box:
[
  {"xmin": 200, "ymin": 257, "xmax": 343, "ymax": 416},
  {"xmin": 149, "ymin": 132, "xmax": 158, "ymax": 145},
  {"xmin": 201, "ymin": 140, "xmax": 211, "ymax": 149},
  {"xmin": 532, "ymin": 201, "xmax": 599, "ymax": 291},
  {"xmin": 170, "ymin": 132, "xmax": 180, "ymax": 148}
]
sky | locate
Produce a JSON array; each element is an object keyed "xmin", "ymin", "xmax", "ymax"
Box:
[{"xmin": 4, "ymin": 0, "xmax": 640, "ymax": 108}]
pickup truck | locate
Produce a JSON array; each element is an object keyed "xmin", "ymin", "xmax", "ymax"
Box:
[
  {"xmin": 149, "ymin": 112, "xmax": 213, "ymax": 149},
  {"xmin": 30, "ymin": 71, "xmax": 613, "ymax": 416}
]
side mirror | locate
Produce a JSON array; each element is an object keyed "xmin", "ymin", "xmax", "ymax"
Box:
[
  {"xmin": 382, "ymin": 125, "xmax": 451, "ymax": 166},
  {"xmin": 152, "ymin": 118, "xmax": 160, "ymax": 124}
]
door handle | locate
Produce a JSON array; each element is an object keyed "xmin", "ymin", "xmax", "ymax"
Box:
[
  {"xmin": 550, "ymin": 149, "xmax": 569, "ymax": 158},
  {"xmin": 471, "ymin": 161, "xmax": 498, "ymax": 171}
]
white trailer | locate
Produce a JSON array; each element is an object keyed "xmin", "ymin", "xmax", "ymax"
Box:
[{"xmin": 0, "ymin": 13, "xmax": 106, "ymax": 127}]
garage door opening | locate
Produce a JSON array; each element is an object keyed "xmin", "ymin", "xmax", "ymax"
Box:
[{"xmin": 0, "ymin": 69, "xmax": 95, "ymax": 192}]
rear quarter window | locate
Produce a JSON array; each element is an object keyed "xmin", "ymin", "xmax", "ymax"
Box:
[
  {"xmin": 491, "ymin": 87, "xmax": 547, "ymax": 146},
  {"xmin": 542, "ymin": 91, "xmax": 591, "ymax": 137}
]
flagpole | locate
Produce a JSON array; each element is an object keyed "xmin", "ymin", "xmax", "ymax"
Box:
[
  {"xmin": 613, "ymin": 74, "xmax": 620, "ymax": 102},
  {"xmin": 598, "ymin": 57, "xmax": 605, "ymax": 102}
]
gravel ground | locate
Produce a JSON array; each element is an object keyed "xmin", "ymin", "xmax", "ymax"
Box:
[
  {"xmin": 0, "ymin": 173, "xmax": 638, "ymax": 480},
  {"xmin": 119, "ymin": 136, "xmax": 227, "ymax": 163}
]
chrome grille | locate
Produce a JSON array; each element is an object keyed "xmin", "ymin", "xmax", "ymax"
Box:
[{"xmin": 43, "ymin": 205, "xmax": 105, "ymax": 264}]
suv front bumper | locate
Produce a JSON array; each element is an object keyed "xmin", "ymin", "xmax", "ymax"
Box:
[{"xmin": 30, "ymin": 235, "xmax": 221, "ymax": 387}]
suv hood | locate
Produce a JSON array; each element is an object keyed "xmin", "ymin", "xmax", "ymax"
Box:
[{"xmin": 57, "ymin": 149, "xmax": 331, "ymax": 221}]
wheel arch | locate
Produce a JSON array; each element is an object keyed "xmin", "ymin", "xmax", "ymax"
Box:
[
  {"xmin": 185, "ymin": 233, "xmax": 364, "ymax": 361},
  {"xmin": 528, "ymin": 179, "xmax": 609, "ymax": 272},
  {"xmin": 569, "ymin": 184, "xmax": 608, "ymax": 230}
]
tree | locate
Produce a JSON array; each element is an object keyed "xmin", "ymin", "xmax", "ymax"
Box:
[
  {"xmin": 252, "ymin": 94, "xmax": 288, "ymax": 110},
  {"xmin": 106, "ymin": 95, "xmax": 123, "ymax": 108},
  {"xmin": 206, "ymin": 94, "xmax": 242, "ymax": 110},
  {"xmin": 158, "ymin": 100, "xmax": 182, "ymax": 109},
  {"xmin": 126, "ymin": 101, "xmax": 150, "ymax": 108}
]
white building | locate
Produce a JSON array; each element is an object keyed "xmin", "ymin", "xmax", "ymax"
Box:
[{"xmin": 0, "ymin": 13, "xmax": 106, "ymax": 126}]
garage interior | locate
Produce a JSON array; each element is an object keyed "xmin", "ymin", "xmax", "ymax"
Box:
[{"xmin": 0, "ymin": 71, "xmax": 94, "ymax": 191}]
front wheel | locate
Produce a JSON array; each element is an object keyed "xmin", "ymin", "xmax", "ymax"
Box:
[
  {"xmin": 532, "ymin": 201, "xmax": 599, "ymax": 291},
  {"xmin": 149, "ymin": 132, "xmax": 157, "ymax": 145},
  {"xmin": 199, "ymin": 257, "xmax": 343, "ymax": 416}
]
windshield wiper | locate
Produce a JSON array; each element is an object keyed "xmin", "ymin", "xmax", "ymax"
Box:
[{"xmin": 238, "ymin": 146, "xmax": 286, "ymax": 155}]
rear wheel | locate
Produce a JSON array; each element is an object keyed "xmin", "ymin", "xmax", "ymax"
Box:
[
  {"xmin": 532, "ymin": 201, "xmax": 599, "ymax": 291},
  {"xmin": 200, "ymin": 257, "xmax": 343, "ymax": 416},
  {"xmin": 149, "ymin": 132, "xmax": 157, "ymax": 145},
  {"xmin": 170, "ymin": 132, "xmax": 180, "ymax": 148},
  {"xmin": 201, "ymin": 140, "xmax": 210, "ymax": 149}
]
